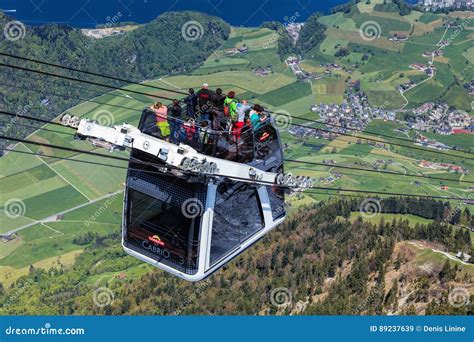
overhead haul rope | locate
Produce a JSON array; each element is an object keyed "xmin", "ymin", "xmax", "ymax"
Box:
[
  {"xmin": 1, "ymin": 63, "xmax": 470, "ymax": 161},
  {"xmin": 1, "ymin": 113, "xmax": 466, "ymax": 188},
  {"xmin": 0, "ymin": 69, "xmax": 152, "ymax": 104},
  {"xmin": 1, "ymin": 74, "xmax": 470, "ymax": 167},
  {"xmin": 1, "ymin": 111, "xmax": 473, "ymax": 185},
  {"xmin": 0, "ymin": 52, "xmax": 188, "ymax": 95},
  {"xmin": 0, "ymin": 62, "xmax": 177, "ymax": 102},
  {"xmin": 0, "ymin": 134, "xmax": 472, "ymax": 202},
  {"xmin": 2, "ymin": 52, "xmax": 472, "ymax": 156},
  {"xmin": 0, "ymin": 77, "xmax": 468, "ymax": 168}
]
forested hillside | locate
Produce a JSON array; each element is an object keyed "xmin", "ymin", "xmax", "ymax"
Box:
[
  {"xmin": 296, "ymin": 13, "xmax": 326, "ymax": 54},
  {"xmin": 1, "ymin": 198, "xmax": 471, "ymax": 315},
  {"xmin": 260, "ymin": 21, "xmax": 295, "ymax": 60},
  {"xmin": 0, "ymin": 11, "xmax": 230, "ymax": 148}
]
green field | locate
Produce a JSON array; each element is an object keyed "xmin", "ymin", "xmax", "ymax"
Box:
[
  {"xmin": 419, "ymin": 13, "xmax": 442, "ymax": 24},
  {"xmin": 259, "ymin": 81, "xmax": 312, "ymax": 106},
  {"xmin": 349, "ymin": 212, "xmax": 434, "ymax": 226},
  {"xmin": 310, "ymin": 3, "xmax": 474, "ymax": 110},
  {"xmin": 0, "ymin": 194, "xmax": 122, "ymax": 285}
]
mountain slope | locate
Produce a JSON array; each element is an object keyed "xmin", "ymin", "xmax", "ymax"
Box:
[
  {"xmin": 0, "ymin": 11, "xmax": 230, "ymax": 147},
  {"xmin": 0, "ymin": 198, "xmax": 471, "ymax": 315}
]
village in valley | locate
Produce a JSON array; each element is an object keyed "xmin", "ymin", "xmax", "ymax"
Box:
[{"xmin": 280, "ymin": 18, "xmax": 473, "ymax": 155}]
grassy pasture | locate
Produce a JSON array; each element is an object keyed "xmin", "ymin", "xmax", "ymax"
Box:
[
  {"xmin": 318, "ymin": 13, "xmax": 358, "ymax": 32},
  {"xmin": 0, "ymin": 194, "xmax": 122, "ymax": 270},
  {"xmin": 349, "ymin": 212, "xmax": 434, "ymax": 226},
  {"xmin": 165, "ymin": 70, "xmax": 295, "ymax": 94},
  {"xmin": 352, "ymin": 13, "xmax": 412, "ymax": 36},
  {"xmin": 325, "ymin": 28, "xmax": 403, "ymax": 52},
  {"xmin": 0, "ymin": 249, "xmax": 83, "ymax": 288},
  {"xmin": 259, "ymin": 81, "xmax": 312, "ymax": 107}
]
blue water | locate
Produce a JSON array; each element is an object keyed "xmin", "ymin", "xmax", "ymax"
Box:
[{"xmin": 1, "ymin": 0, "xmax": 348, "ymax": 28}]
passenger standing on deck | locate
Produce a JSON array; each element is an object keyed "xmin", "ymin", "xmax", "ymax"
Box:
[
  {"xmin": 168, "ymin": 99, "xmax": 182, "ymax": 143},
  {"xmin": 223, "ymin": 91, "xmax": 238, "ymax": 128},
  {"xmin": 196, "ymin": 83, "xmax": 213, "ymax": 122},
  {"xmin": 199, "ymin": 120, "xmax": 213, "ymax": 154},
  {"xmin": 184, "ymin": 88, "xmax": 197, "ymax": 118},
  {"xmin": 211, "ymin": 88, "xmax": 226, "ymax": 130},
  {"xmin": 233, "ymin": 100, "xmax": 251, "ymax": 141},
  {"xmin": 183, "ymin": 118, "xmax": 198, "ymax": 148},
  {"xmin": 250, "ymin": 104, "xmax": 266, "ymax": 131},
  {"xmin": 151, "ymin": 102, "xmax": 170, "ymax": 140}
]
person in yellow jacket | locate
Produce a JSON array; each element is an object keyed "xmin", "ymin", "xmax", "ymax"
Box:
[{"xmin": 151, "ymin": 102, "xmax": 170, "ymax": 139}]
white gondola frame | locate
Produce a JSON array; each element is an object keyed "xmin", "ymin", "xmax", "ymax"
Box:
[{"xmin": 121, "ymin": 182, "xmax": 285, "ymax": 282}]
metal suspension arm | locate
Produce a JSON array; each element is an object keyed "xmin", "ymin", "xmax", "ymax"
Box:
[{"xmin": 66, "ymin": 117, "xmax": 312, "ymax": 189}]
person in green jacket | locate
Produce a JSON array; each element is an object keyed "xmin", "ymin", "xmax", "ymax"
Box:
[{"xmin": 223, "ymin": 91, "xmax": 238, "ymax": 123}]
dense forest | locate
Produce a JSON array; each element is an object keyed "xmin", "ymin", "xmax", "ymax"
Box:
[
  {"xmin": 260, "ymin": 21, "xmax": 295, "ymax": 60},
  {"xmin": 391, "ymin": 0, "xmax": 413, "ymax": 16},
  {"xmin": 295, "ymin": 13, "xmax": 327, "ymax": 55},
  {"xmin": 0, "ymin": 11, "xmax": 230, "ymax": 149},
  {"xmin": 349, "ymin": 197, "xmax": 473, "ymax": 227},
  {"xmin": 0, "ymin": 198, "xmax": 471, "ymax": 315},
  {"xmin": 331, "ymin": 0, "xmax": 361, "ymax": 14}
]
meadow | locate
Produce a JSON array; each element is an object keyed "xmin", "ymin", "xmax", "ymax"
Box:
[{"xmin": 307, "ymin": 0, "xmax": 473, "ymax": 111}]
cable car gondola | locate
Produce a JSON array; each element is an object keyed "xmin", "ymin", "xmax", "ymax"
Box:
[{"xmin": 65, "ymin": 104, "xmax": 312, "ymax": 281}]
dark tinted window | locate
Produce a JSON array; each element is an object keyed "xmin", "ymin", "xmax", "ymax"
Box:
[
  {"xmin": 210, "ymin": 184, "xmax": 264, "ymax": 266},
  {"xmin": 266, "ymin": 185, "xmax": 285, "ymax": 220},
  {"xmin": 124, "ymin": 171, "xmax": 206, "ymax": 275}
]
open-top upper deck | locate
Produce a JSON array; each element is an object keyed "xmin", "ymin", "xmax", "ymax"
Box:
[{"xmin": 138, "ymin": 107, "xmax": 283, "ymax": 165}]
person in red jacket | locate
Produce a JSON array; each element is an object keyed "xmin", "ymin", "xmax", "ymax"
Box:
[{"xmin": 196, "ymin": 83, "xmax": 213, "ymax": 122}]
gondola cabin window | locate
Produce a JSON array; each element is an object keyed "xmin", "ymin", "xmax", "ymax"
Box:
[
  {"xmin": 210, "ymin": 184, "xmax": 264, "ymax": 266},
  {"xmin": 124, "ymin": 175, "xmax": 204, "ymax": 275}
]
